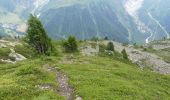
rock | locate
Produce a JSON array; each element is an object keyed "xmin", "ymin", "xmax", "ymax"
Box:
[
  {"xmin": 75, "ymin": 97, "xmax": 82, "ymax": 100},
  {"xmin": 9, "ymin": 48, "xmax": 26, "ymax": 61},
  {"xmin": 102, "ymin": 40, "xmax": 170, "ymax": 74},
  {"xmin": 81, "ymin": 45, "xmax": 99, "ymax": 56}
]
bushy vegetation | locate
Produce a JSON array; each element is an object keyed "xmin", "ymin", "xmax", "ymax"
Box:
[
  {"xmin": 121, "ymin": 49, "xmax": 128, "ymax": 60},
  {"xmin": 106, "ymin": 42, "xmax": 114, "ymax": 51},
  {"xmin": 26, "ymin": 15, "xmax": 52, "ymax": 55},
  {"xmin": 62, "ymin": 36, "xmax": 78, "ymax": 53}
]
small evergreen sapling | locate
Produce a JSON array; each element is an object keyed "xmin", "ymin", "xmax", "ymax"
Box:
[
  {"xmin": 106, "ymin": 42, "xmax": 115, "ymax": 51},
  {"xmin": 63, "ymin": 36, "xmax": 78, "ymax": 53},
  {"xmin": 121, "ymin": 49, "xmax": 128, "ymax": 60}
]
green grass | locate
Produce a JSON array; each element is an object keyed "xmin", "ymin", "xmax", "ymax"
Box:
[
  {"xmin": 0, "ymin": 48, "xmax": 10, "ymax": 59},
  {"xmin": 14, "ymin": 44, "xmax": 35, "ymax": 58},
  {"xmin": 0, "ymin": 58, "xmax": 64, "ymax": 100},
  {"xmin": 0, "ymin": 47, "xmax": 14, "ymax": 64},
  {"xmin": 51, "ymin": 55, "xmax": 170, "ymax": 100},
  {"xmin": 0, "ymin": 41, "xmax": 170, "ymax": 100}
]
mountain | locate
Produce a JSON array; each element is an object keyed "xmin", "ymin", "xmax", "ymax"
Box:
[
  {"xmin": 0, "ymin": 0, "xmax": 49, "ymax": 36},
  {"xmin": 0, "ymin": 0, "xmax": 170, "ymax": 43},
  {"xmin": 130, "ymin": 0, "xmax": 170, "ymax": 43}
]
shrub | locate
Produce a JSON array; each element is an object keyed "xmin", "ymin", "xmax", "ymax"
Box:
[
  {"xmin": 121, "ymin": 49, "xmax": 128, "ymax": 60},
  {"xmin": 63, "ymin": 36, "xmax": 78, "ymax": 53},
  {"xmin": 106, "ymin": 42, "xmax": 114, "ymax": 51}
]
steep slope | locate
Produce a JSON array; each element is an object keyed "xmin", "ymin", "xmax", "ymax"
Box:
[
  {"xmin": 40, "ymin": 0, "xmax": 129, "ymax": 42},
  {"xmin": 125, "ymin": 0, "xmax": 170, "ymax": 43},
  {"xmin": 0, "ymin": 0, "xmax": 170, "ymax": 43},
  {"xmin": 0, "ymin": 0, "xmax": 49, "ymax": 37},
  {"xmin": 33, "ymin": 0, "xmax": 170, "ymax": 43}
]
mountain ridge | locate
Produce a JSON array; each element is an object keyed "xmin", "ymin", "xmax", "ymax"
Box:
[{"xmin": 0, "ymin": 0, "xmax": 170, "ymax": 44}]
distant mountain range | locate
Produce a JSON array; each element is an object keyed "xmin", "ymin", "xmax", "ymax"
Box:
[{"xmin": 0, "ymin": 0, "xmax": 170, "ymax": 43}]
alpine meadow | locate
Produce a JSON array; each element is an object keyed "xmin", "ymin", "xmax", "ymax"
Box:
[{"xmin": 0, "ymin": 0, "xmax": 170, "ymax": 100}]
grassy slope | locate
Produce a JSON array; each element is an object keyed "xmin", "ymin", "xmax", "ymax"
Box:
[
  {"xmin": 55, "ymin": 55, "xmax": 170, "ymax": 100},
  {"xmin": 0, "ymin": 58, "xmax": 64, "ymax": 100},
  {"xmin": 0, "ymin": 47, "xmax": 10, "ymax": 59},
  {"xmin": 0, "ymin": 41, "xmax": 64, "ymax": 100},
  {"xmin": 0, "ymin": 41, "xmax": 170, "ymax": 100}
]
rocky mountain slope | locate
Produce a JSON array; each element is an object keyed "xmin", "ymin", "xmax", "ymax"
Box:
[
  {"xmin": 0, "ymin": 0, "xmax": 170, "ymax": 43},
  {"xmin": 103, "ymin": 40, "xmax": 170, "ymax": 74}
]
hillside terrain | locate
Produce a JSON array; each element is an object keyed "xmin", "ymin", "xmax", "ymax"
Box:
[
  {"xmin": 0, "ymin": 0, "xmax": 170, "ymax": 100},
  {"xmin": 105, "ymin": 40, "xmax": 170, "ymax": 74},
  {"xmin": 145, "ymin": 39, "xmax": 170, "ymax": 64},
  {"xmin": 0, "ymin": 39, "xmax": 170, "ymax": 100},
  {"xmin": 0, "ymin": 0, "xmax": 170, "ymax": 43}
]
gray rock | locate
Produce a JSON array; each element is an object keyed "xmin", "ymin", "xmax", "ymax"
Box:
[{"xmin": 9, "ymin": 48, "xmax": 26, "ymax": 61}]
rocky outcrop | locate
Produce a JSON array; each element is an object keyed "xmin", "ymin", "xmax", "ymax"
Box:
[
  {"xmin": 9, "ymin": 48, "xmax": 26, "ymax": 61},
  {"xmin": 0, "ymin": 39, "xmax": 26, "ymax": 64}
]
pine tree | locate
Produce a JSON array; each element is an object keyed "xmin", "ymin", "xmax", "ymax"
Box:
[
  {"xmin": 26, "ymin": 14, "xmax": 52, "ymax": 55},
  {"xmin": 121, "ymin": 49, "xmax": 128, "ymax": 60},
  {"xmin": 106, "ymin": 42, "xmax": 114, "ymax": 51},
  {"xmin": 63, "ymin": 36, "xmax": 78, "ymax": 53}
]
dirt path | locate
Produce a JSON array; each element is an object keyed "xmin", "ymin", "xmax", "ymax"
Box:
[
  {"xmin": 57, "ymin": 70, "xmax": 74, "ymax": 100},
  {"xmin": 43, "ymin": 64, "xmax": 82, "ymax": 100}
]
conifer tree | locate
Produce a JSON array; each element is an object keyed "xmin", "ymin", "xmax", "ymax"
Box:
[
  {"xmin": 106, "ymin": 42, "xmax": 114, "ymax": 51},
  {"xmin": 121, "ymin": 49, "xmax": 128, "ymax": 60},
  {"xmin": 26, "ymin": 14, "xmax": 52, "ymax": 55}
]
